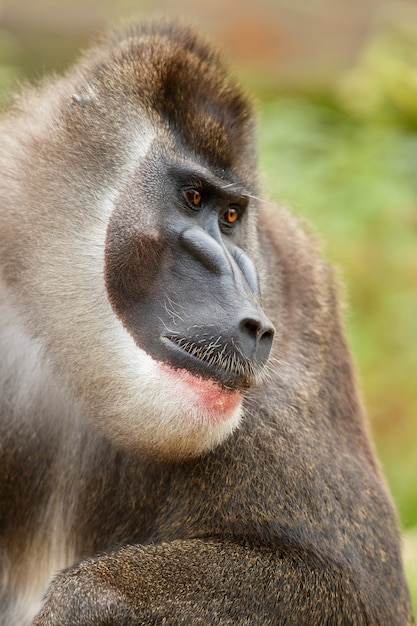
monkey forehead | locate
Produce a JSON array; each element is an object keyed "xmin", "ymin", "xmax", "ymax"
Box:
[{"xmin": 78, "ymin": 21, "xmax": 256, "ymax": 176}]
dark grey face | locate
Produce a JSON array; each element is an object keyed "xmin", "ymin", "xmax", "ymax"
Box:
[{"xmin": 105, "ymin": 147, "xmax": 274, "ymax": 390}]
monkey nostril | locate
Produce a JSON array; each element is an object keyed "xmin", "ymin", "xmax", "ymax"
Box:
[
  {"xmin": 260, "ymin": 326, "xmax": 275, "ymax": 344},
  {"xmin": 240, "ymin": 317, "xmax": 274, "ymax": 339},
  {"xmin": 238, "ymin": 316, "xmax": 275, "ymax": 361},
  {"xmin": 240, "ymin": 318, "xmax": 258, "ymax": 333}
]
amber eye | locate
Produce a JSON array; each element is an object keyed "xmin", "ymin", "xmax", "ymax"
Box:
[
  {"xmin": 223, "ymin": 206, "xmax": 240, "ymax": 224},
  {"xmin": 184, "ymin": 189, "xmax": 202, "ymax": 208}
]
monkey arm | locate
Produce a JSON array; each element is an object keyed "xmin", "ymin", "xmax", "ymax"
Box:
[{"xmin": 32, "ymin": 539, "xmax": 386, "ymax": 625}]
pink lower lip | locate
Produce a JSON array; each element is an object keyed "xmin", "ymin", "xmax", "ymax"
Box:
[{"xmin": 161, "ymin": 364, "xmax": 242, "ymax": 415}]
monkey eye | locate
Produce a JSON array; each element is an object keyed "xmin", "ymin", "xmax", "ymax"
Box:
[
  {"xmin": 221, "ymin": 205, "xmax": 240, "ymax": 225},
  {"xmin": 184, "ymin": 189, "xmax": 202, "ymax": 208}
]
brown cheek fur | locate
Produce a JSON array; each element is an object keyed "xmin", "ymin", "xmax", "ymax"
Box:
[{"xmin": 105, "ymin": 225, "xmax": 166, "ymax": 313}]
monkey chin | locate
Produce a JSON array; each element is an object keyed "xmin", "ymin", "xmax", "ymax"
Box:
[
  {"xmin": 88, "ymin": 350, "xmax": 244, "ymax": 461},
  {"xmin": 141, "ymin": 361, "xmax": 244, "ymax": 460},
  {"xmin": 161, "ymin": 363, "xmax": 243, "ymax": 422}
]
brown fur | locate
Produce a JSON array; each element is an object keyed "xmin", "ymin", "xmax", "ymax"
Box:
[{"xmin": 0, "ymin": 19, "xmax": 413, "ymax": 625}]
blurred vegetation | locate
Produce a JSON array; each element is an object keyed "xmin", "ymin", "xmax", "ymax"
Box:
[
  {"xmin": 0, "ymin": 10, "xmax": 416, "ymax": 613},
  {"xmin": 255, "ymin": 19, "xmax": 417, "ymax": 614},
  {"xmin": 259, "ymin": 95, "xmax": 417, "ymax": 519},
  {"xmin": 257, "ymin": 19, "xmax": 417, "ymax": 531}
]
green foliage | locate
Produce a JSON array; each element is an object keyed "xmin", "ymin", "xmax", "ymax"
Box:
[
  {"xmin": 258, "ymin": 96, "xmax": 417, "ymax": 528},
  {"xmin": 0, "ymin": 29, "xmax": 22, "ymax": 108},
  {"xmin": 337, "ymin": 18, "xmax": 417, "ymax": 128}
]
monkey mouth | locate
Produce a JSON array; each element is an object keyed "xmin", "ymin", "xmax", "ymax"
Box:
[{"xmin": 161, "ymin": 334, "xmax": 258, "ymax": 390}]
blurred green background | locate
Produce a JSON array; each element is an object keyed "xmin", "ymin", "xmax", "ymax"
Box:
[{"xmin": 0, "ymin": 0, "xmax": 415, "ymax": 612}]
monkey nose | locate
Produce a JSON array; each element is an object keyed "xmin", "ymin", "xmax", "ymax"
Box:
[{"xmin": 237, "ymin": 313, "xmax": 275, "ymax": 362}]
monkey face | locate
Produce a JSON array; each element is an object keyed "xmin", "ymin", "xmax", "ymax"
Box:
[
  {"xmin": 0, "ymin": 25, "xmax": 275, "ymax": 459},
  {"xmin": 105, "ymin": 146, "xmax": 274, "ymax": 390},
  {"xmin": 100, "ymin": 137, "xmax": 274, "ymax": 457}
]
